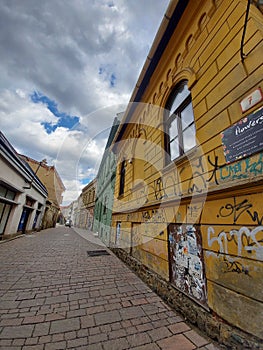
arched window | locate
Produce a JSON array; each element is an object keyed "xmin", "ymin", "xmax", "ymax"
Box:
[{"xmin": 165, "ymin": 80, "xmax": 196, "ymax": 161}]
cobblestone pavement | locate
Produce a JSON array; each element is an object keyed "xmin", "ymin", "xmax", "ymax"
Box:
[{"xmin": 0, "ymin": 226, "xmax": 223, "ymax": 350}]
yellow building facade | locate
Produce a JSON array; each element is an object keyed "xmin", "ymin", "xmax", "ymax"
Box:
[
  {"xmin": 111, "ymin": 0, "xmax": 263, "ymax": 347},
  {"xmin": 20, "ymin": 155, "xmax": 65, "ymax": 228}
]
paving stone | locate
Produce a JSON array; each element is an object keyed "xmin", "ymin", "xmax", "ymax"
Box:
[
  {"xmin": 33, "ymin": 322, "xmax": 50, "ymax": 337},
  {"xmin": 45, "ymin": 295, "xmax": 68, "ymax": 305},
  {"xmin": 88, "ymin": 332, "xmax": 108, "ymax": 344},
  {"xmin": 12, "ymin": 338, "xmax": 25, "ymax": 346},
  {"xmin": 157, "ymin": 334, "xmax": 196, "ymax": 350},
  {"xmin": 22, "ymin": 346, "xmax": 44, "ymax": 350},
  {"xmin": 0, "ymin": 339, "xmax": 12, "ymax": 347},
  {"xmin": 167, "ymin": 315, "xmax": 184, "ymax": 324},
  {"xmin": 0, "ymin": 324, "xmax": 34, "ymax": 338},
  {"xmin": 0, "ymin": 317, "xmax": 23, "ymax": 326},
  {"xmin": 185, "ymin": 329, "xmax": 210, "ymax": 347},
  {"xmin": 25, "ymin": 337, "xmax": 39, "ymax": 345},
  {"xmin": 49, "ymin": 318, "xmax": 80, "ymax": 334},
  {"xmin": 108, "ymin": 328, "xmax": 127, "ymax": 339},
  {"xmin": 126, "ymin": 326, "xmax": 138, "ymax": 335},
  {"xmin": 80, "ymin": 315, "xmax": 95, "ymax": 328},
  {"xmin": 94, "ymin": 310, "xmax": 122, "ymax": 325},
  {"xmin": 51, "ymin": 333, "xmax": 64, "ymax": 342},
  {"xmin": 127, "ymin": 332, "xmax": 152, "ymax": 347},
  {"xmin": 23, "ymin": 315, "xmax": 45, "ymax": 324},
  {"xmin": 104, "ymin": 302, "xmax": 122, "ymax": 311},
  {"xmin": 151, "ymin": 319, "xmax": 170, "ymax": 328},
  {"xmin": 131, "ymin": 344, "xmax": 161, "ymax": 350},
  {"xmin": 100, "ymin": 287, "xmax": 119, "ymax": 296},
  {"xmin": 136, "ymin": 322, "xmax": 154, "ymax": 332},
  {"xmin": 19, "ymin": 299, "xmax": 45, "ymax": 308},
  {"xmin": 102, "ymin": 337, "xmax": 130, "ymax": 350},
  {"xmin": 64, "ymin": 330, "xmax": 76, "ymax": 340},
  {"xmin": 168, "ymin": 321, "xmax": 191, "ymax": 334},
  {"xmin": 45, "ymin": 313, "xmax": 65, "ymax": 322},
  {"xmin": 148, "ymin": 326, "xmax": 173, "ymax": 341},
  {"xmin": 85, "ymin": 343, "xmax": 104, "ymax": 350},
  {"xmin": 86, "ymin": 305, "xmax": 105, "ymax": 315},
  {"xmin": 44, "ymin": 341, "xmax": 67, "ymax": 349},
  {"xmin": 67, "ymin": 336, "xmax": 88, "ymax": 348},
  {"xmin": 67, "ymin": 308, "xmax": 86, "ymax": 318},
  {"xmin": 39, "ymin": 334, "xmax": 52, "ymax": 343},
  {"xmin": 88, "ymin": 326, "xmax": 101, "ymax": 335},
  {"xmin": 119, "ymin": 306, "xmax": 145, "ymax": 320},
  {"xmin": 100, "ymin": 324, "xmax": 111, "ymax": 333}
]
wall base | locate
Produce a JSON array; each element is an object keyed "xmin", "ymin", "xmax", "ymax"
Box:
[{"xmin": 111, "ymin": 248, "xmax": 263, "ymax": 350}]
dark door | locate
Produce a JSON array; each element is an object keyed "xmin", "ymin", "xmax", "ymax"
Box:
[{"xmin": 18, "ymin": 208, "xmax": 30, "ymax": 233}]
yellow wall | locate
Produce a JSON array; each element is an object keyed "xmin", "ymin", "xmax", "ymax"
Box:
[{"xmin": 112, "ymin": 0, "xmax": 263, "ymax": 338}]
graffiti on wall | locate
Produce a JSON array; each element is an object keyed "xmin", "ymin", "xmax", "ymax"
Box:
[
  {"xmin": 220, "ymin": 255, "xmax": 250, "ymax": 276},
  {"xmin": 146, "ymin": 153, "xmax": 263, "ymax": 203},
  {"xmin": 141, "ymin": 208, "xmax": 166, "ymax": 222},
  {"xmin": 207, "ymin": 152, "xmax": 263, "ymax": 186},
  {"xmin": 217, "ymin": 197, "xmax": 263, "ymax": 225},
  {"xmin": 168, "ymin": 224, "xmax": 207, "ymax": 304},
  {"xmin": 207, "ymin": 226, "xmax": 263, "ymax": 260}
]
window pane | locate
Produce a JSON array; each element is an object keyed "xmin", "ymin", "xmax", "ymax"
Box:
[
  {"xmin": 6, "ymin": 190, "xmax": 16, "ymax": 200},
  {"xmin": 170, "ymin": 84, "xmax": 190, "ymax": 113},
  {"xmin": 0, "ymin": 203, "xmax": 12, "ymax": 235},
  {"xmin": 170, "ymin": 138, "xmax": 179, "ymax": 159},
  {"xmin": 0, "ymin": 186, "xmax": 6, "ymax": 197},
  {"xmin": 0, "ymin": 202, "xmax": 4, "ymax": 218},
  {"xmin": 183, "ymin": 124, "xmax": 196, "ymax": 152},
  {"xmin": 181, "ymin": 102, "xmax": 194, "ymax": 131},
  {"xmin": 169, "ymin": 117, "xmax": 178, "ymax": 139},
  {"xmin": 119, "ymin": 161, "xmax": 126, "ymax": 196}
]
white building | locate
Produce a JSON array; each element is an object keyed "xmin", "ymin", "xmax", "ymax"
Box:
[{"xmin": 0, "ymin": 132, "xmax": 48, "ymax": 238}]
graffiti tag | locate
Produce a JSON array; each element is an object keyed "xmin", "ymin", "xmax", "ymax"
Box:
[{"xmin": 207, "ymin": 226, "xmax": 263, "ymax": 260}]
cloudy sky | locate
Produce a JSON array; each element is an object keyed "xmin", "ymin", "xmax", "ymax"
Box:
[{"xmin": 0, "ymin": 0, "xmax": 170, "ymax": 205}]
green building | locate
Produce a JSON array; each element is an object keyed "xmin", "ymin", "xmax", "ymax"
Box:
[{"xmin": 93, "ymin": 116, "xmax": 120, "ymax": 245}]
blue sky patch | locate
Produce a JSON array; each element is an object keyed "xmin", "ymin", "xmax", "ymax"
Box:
[
  {"xmin": 98, "ymin": 64, "xmax": 116, "ymax": 87},
  {"xmin": 80, "ymin": 177, "xmax": 93, "ymax": 185},
  {"xmin": 31, "ymin": 91, "xmax": 79, "ymax": 134},
  {"xmin": 110, "ymin": 73, "xmax": 116, "ymax": 87}
]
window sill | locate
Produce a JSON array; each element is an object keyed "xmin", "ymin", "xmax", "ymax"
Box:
[{"xmin": 162, "ymin": 146, "xmax": 198, "ymax": 175}]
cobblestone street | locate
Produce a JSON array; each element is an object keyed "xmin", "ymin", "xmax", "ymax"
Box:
[{"xmin": 0, "ymin": 226, "xmax": 222, "ymax": 349}]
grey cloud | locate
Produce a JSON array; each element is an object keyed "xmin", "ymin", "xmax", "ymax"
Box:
[{"xmin": 0, "ymin": 0, "xmax": 170, "ymax": 203}]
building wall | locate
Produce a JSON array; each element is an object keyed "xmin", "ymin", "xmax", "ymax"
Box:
[
  {"xmin": 94, "ymin": 148, "xmax": 117, "ymax": 246},
  {"xmin": 82, "ymin": 179, "xmax": 97, "ymax": 230},
  {"xmin": 0, "ymin": 156, "xmax": 46, "ymax": 237},
  {"xmin": 111, "ymin": 0, "xmax": 263, "ymax": 346},
  {"xmin": 20, "ymin": 157, "xmax": 65, "ymax": 228}
]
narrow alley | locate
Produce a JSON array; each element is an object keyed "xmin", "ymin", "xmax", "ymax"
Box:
[{"xmin": 0, "ymin": 227, "xmax": 222, "ymax": 350}]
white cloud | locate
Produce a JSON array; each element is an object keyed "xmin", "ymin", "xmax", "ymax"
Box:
[{"xmin": 0, "ymin": 0, "xmax": 170, "ymax": 204}]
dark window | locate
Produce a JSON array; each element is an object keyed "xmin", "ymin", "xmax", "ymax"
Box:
[
  {"xmin": 0, "ymin": 202, "xmax": 12, "ymax": 236},
  {"xmin": 0, "ymin": 185, "xmax": 16, "ymax": 200},
  {"xmin": 119, "ymin": 160, "xmax": 126, "ymax": 196},
  {"xmin": 103, "ymin": 196, "xmax": 107, "ymax": 214},
  {"xmin": 0, "ymin": 184, "xmax": 16, "ymax": 236},
  {"xmin": 165, "ymin": 81, "xmax": 196, "ymax": 161}
]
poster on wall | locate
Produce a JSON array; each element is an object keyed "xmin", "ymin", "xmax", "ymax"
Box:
[
  {"xmin": 221, "ymin": 106, "xmax": 263, "ymax": 163},
  {"xmin": 168, "ymin": 224, "xmax": 207, "ymax": 305}
]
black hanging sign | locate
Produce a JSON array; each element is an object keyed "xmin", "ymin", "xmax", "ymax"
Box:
[{"xmin": 221, "ymin": 106, "xmax": 263, "ymax": 163}]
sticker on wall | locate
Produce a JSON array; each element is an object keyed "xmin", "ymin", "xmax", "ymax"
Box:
[
  {"xmin": 221, "ymin": 106, "xmax": 263, "ymax": 163},
  {"xmin": 240, "ymin": 88, "xmax": 263, "ymax": 113},
  {"xmin": 168, "ymin": 224, "xmax": 207, "ymax": 305}
]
